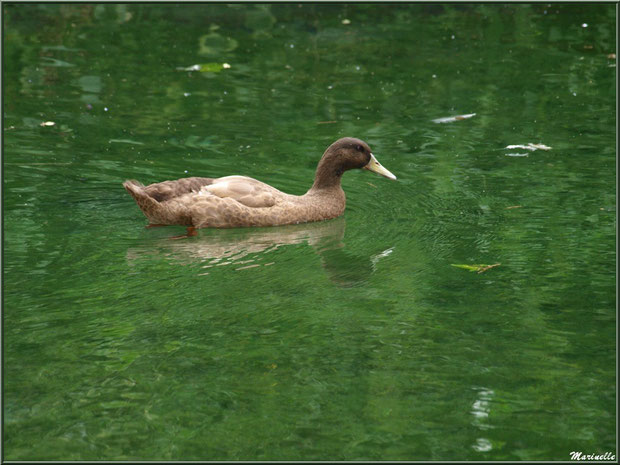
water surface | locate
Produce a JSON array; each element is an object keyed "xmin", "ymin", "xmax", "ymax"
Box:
[{"xmin": 3, "ymin": 3, "xmax": 616, "ymax": 461}]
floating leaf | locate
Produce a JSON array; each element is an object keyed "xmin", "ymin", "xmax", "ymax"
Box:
[
  {"xmin": 432, "ymin": 113, "xmax": 476, "ymax": 123},
  {"xmin": 176, "ymin": 63, "xmax": 231, "ymax": 73},
  {"xmin": 452, "ymin": 264, "xmax": 482, "ymax": 272},
  {"xmin": 451, "ymin": 263, "xmax": 501, "ymax": 273},
  {"xmin": 109, "ymin": 139, "xmax": 144, "ymax": 145}
]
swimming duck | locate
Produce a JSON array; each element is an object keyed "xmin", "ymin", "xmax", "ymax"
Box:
[{"xmin": 123, "ymin": 137, "xmax": 396, "ymax": 229}]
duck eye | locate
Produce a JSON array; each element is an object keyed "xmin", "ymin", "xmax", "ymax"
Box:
[{"xmin": 356, "ymin": 145, "xmax": 363, "ymax": 152}]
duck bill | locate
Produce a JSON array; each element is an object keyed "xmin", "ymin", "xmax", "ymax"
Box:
[{"xmin": 364, "ymin": 153, "xmax": 397, "ymax": 180}]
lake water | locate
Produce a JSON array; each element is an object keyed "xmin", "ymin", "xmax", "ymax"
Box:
[{"xmin": 2, "ymin": 3, "xmax": 616, "ymax": 461}]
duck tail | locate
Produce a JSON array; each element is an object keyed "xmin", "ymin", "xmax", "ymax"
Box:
[{"xmin": 123, "ymin": 180, "xmax": 161, "ymax": 220}]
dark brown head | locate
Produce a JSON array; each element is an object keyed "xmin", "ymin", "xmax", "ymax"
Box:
[{"xmin": 311, "ymin": 137, "xmax": 397, "ymax": 190}]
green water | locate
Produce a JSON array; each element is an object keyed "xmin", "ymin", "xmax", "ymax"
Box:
[{"xmin": 2, "ymin": 3, "xmax": 616, "ymax": 461}]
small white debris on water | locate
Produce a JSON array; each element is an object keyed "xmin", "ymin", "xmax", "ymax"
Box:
[
  {"xmin": 40, "ymin": 121, "xmax": 55, "ymax": 127},
  {"xmin": 505, "ymin": 143, "xmax": 551, "ymax": 151},
  {"xmin": 432, "ymin": 113, "xmax": 476, "ymax": 123},
  {"xmin": 342, "ymin": 18, "xmax": 351, "ymax": 25},
  {"xmin": 371, "ymin": 247, "xmax": 394, "ymax": 267}
]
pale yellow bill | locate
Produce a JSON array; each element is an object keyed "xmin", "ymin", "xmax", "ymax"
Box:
[{"xmin": 363, "ymin": 153, "xmax": 397, "ymax": 180}]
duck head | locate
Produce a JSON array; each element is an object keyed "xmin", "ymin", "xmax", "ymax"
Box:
[{"xmin": 312, "ymin": 137, "xmax": 397, "ymax": 189}]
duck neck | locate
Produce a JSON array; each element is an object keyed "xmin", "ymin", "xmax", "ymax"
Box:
[{"xmin": 308, "ymin": 157, "xmax": 344, "ymax": 192}]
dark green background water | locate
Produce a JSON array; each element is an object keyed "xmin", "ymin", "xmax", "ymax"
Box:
[{"xmin": 2, "ymin": 3, "xmax": 616, "ymax": 461}]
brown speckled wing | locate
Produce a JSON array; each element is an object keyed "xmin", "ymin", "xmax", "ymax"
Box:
[{"xmin": 143, "ymin": 177, "xmax": 214, "ymax": 202}]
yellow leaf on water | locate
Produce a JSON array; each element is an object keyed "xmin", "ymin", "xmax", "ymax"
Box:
[{"xmin": 451, "ymin": 263, "xmax": 501, "ymax": 273}]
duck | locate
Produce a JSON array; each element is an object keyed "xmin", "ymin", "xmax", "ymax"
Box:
[{"xmin": 123, "ymin": 137, "xmax": 397, "ymax": 230}]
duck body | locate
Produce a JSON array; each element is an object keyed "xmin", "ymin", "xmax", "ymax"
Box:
[{"xmin": 123, "ymin": 137, "xmax": 396, "ymax": 229}]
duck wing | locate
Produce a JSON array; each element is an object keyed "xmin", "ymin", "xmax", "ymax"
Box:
[
  {"xmin": 142, "ymin": 177, "xmax": 215, "ymax": 202},
  {"xmin": 202, "ymin": 175, "xmax": 280, "ymax": 208}
]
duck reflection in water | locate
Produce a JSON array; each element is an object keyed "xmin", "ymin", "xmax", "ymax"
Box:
[{"xmin": 126, "ymin": 217, "xmax": 394, "ymax": 287}]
